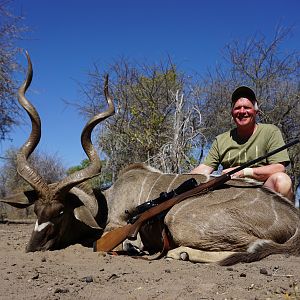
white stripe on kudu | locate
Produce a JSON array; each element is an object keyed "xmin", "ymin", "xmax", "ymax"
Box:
[
  {"xmin": 138, "ymin": 173, "xmax": 151, "ymax": 205},
  {"xmin": 34, "ymin": 220, "xmax": 53, "ymax": 232},
  {"xmin": 166, "ymin": 174, "xmax": 179, "ymax": 192},
  {"xmin": 145, "ymin": 174, "xmax": 163, "ymax": 202}
]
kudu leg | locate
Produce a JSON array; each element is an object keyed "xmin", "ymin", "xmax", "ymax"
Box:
[{"xmin": 166, "ymin": 246, "xmax": 236, "ymax": 263}]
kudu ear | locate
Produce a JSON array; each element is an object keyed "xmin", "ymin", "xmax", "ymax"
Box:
[
  {"xmin": 0, "ymin": 189, "xmax": 37, "ymax": 208},
  {"xmin": 73, "ymin": 206, "xmax": 102, "ymax": 230},
  {"xmin": 68, "ymin": 185, "xmax": 102, "ymax": 230}
]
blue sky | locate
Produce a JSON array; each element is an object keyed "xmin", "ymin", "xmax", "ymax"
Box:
[{"xmin": 1, "ymin": 0, "xmax": 299, "ymax": 168}]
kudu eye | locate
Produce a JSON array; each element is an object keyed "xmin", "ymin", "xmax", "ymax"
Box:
[{"xmin": 52, "ymin": 210, "xmax": 64, "ymax": 221}]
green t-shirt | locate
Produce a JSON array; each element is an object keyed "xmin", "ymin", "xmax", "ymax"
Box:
[{"xmin": 203, "ymin": 123, "xmax": 290, "ymax": 170}]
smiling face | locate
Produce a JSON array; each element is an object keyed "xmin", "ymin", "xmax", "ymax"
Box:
[{"xmin": 231, "ymin": 97, "xmax": 258, "ymax": 129}]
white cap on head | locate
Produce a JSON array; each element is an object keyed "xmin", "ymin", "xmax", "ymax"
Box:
[{"xmin": 231, "ymin": 86, "xmax": 258, "ymax": 110}]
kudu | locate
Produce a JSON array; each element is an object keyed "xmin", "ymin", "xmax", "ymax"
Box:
[{"xmin": 1, "ymin": 53, "xmax": 300, "ymax": 265}]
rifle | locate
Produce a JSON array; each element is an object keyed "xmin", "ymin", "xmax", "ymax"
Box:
[
  {"xmin": 94, "ymin": 138, "xmax": 299, "ymax": 252},
  {"xmin": 126, "ymin": 177, "xmax": 198, "ymax": 224}
]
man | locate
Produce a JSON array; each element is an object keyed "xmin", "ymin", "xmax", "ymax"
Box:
[{"xmin": 191, "ymin": 86, "xmax": 294, "ymax": 201}]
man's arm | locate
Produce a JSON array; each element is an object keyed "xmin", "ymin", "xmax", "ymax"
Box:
[
  {"xmin": 190, "ymin": 164, "xmax": 214, "ymax": 175},
  {"xmin": 222, "ymin": 163, "xmax": 286, "ymax": 181}
]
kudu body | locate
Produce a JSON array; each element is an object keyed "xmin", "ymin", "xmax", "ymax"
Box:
[
  {"xmin": 103, "ymin": 165, "xmax": 300, "ymax": 265},
  {"xmin": 1, "ymin": 53, "xmax": 300, "ymax": 265}
]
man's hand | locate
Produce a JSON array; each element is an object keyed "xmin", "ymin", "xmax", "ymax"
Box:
[{"xmin": 222, "ymin": 167, "xmax": 244, "ymax": 178}]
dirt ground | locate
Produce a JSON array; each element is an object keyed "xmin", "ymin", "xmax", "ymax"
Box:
[{"xmin": 0, "ymin": 223, "xmax": 299, "ymax": 300}]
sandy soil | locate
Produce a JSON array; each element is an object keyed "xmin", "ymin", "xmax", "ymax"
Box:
[{"xmin": 0, "ymin": 222, "xmax": 299, "ymax": 300}]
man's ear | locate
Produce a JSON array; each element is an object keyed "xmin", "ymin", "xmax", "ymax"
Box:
[{"xmin": 0, "ymin": 189, "xmax": 38, "ymax": 208}]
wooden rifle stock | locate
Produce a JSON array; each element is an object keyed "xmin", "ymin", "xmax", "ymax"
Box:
[{"xmin": 94, "ymin": 138, "xmax": 300, "ymax": 252}]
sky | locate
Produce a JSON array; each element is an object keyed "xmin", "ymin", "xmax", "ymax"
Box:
[{"xmin": 1, "ymin": 0, "xmax": 300, "ymax": 169}]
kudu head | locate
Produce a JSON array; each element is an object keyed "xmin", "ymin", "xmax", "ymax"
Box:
[{"xmin": 14, "ymin": 52, "xmax": 114, "ymax": 252}]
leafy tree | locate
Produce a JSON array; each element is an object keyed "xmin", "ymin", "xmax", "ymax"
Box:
[
  {"xmin": 0, "ymin": 0, "xmax": 28, "ymax": 141},
  {"xmin": 75, "ymin": 57, "xmax": 204, "ymax": 180},
  {"xmin": 66, "ymin": 159, "xmax": 90, "ymax": 175}
]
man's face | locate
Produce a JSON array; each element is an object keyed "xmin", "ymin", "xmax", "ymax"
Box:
[{"xmin": 231, "ymin": 97, "xmax": 257, "ymax": 128}]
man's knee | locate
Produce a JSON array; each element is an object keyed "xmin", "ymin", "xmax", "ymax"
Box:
[{"xmin": 264, "ymin": 172, "xmax": 293, "ymax": 201}]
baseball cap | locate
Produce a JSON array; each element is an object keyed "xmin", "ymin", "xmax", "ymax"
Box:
[{"xmin": 231, "ymin": 86, "xmax": 257, "ymax": 104}]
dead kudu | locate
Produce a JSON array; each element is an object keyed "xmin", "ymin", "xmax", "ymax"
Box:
[{"xmin": 1, "ymin": 53, "xmax": 300, "ymax": 265}]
